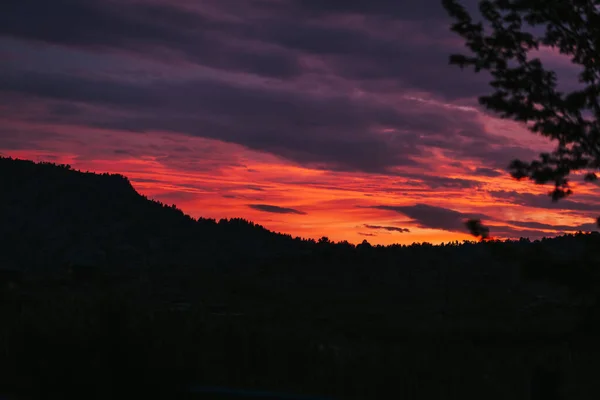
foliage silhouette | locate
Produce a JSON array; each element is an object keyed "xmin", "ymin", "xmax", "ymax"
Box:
[
  {"xmin": 465, "ymin": 219, "xmax": 491, "ymax": 241},
  {"xmin": 442, "ymin": 3, "xmax": 600, "ymax": 393},
  {"xmin": 443, "ymin": 0, "xmax": 600, "ymax": 298},
  {"xmin": 443, "ymin": 0, "xmax": 600, "ymax": 208}
]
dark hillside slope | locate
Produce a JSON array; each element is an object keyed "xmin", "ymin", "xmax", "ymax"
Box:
[
  {"xmin": 3, "ymin": 156, "xmax": 600, "ymax": 324},
  {"xmin": 3, "ymin": 157, "xmax": 600, "ymax": 399},
  {"xmin": 0, "ymin": 157, "xmax": 302, "ymax": 271}
]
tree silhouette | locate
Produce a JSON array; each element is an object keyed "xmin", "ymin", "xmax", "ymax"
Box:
[
  {"xmin": 443, "ymin": 0, "xmax": 600, "ymax": 226},
  {"xmin": 465, "ymin": 219, "xmax": 490, "ymax": 241},
  {"xmin": 6, "ymin": 156, "xmax": 600, "ymax": 398},
  {"xmin": 443, "ymin": 5, "xmax": 600, "ymax": 393}
]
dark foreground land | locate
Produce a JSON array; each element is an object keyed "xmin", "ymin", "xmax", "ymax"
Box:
[{"xmin": 1, "ymin": 157, "xmax": 600, "ymax": 399}]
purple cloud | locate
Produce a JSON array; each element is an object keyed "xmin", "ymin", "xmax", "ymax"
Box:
[
  {"xmin": 364, "ymin": 224, "xmax": 410, "ymax": 233},
  {"xmin": 1, "ymin": 0, "xmax": 548, "ymax": 177},
  {"xmin": 473, "ymin": 167, "xmax": 503, "ymax": 178},
  {"xmin": 1, "ymin": 0, "xmax": 303, "ymax": 78},
  {"xmin": 0, "ymin": 67, "xmax": 496, "ymax": 173},
  {"xmin": 403, "ymin": 174, "xmax": 483, "ymax": 189},
  {"xmin": 490, "ymin": 190, "xmax": 600, "ymax": 213},
  {"xmin": 371, "ymin": 202, "xmax": 591, "ymax": 239},
  {"xmin": 0, "ymin": 0, "xmax": 494, "ymax": 98},
  {"xmin": 1, "ymin": 0, "xmax": 594, "ymax": 247},
  {"xmin": 372, "ymin": 203, "xmax": 489, "ymax": 232},
  {"xmin": 248, "ymin": 204, "xmax": 307, "ymax": 215}
]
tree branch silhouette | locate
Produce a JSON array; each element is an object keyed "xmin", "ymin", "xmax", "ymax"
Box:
[
  {"xmin": 465, "ymin": 218, "xmax": 491, "ymax": 241},
  {"xmin": 443, "ymin": 0, "xmax": 600, "ymax": 235}
]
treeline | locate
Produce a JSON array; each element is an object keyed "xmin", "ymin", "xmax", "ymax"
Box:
[{"xmin": 3, "ymin": 157, "xmax": 600, "ymax": 399}]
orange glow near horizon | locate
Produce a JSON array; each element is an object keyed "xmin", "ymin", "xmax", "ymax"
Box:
[
  {"xmin": 3, "ymin": 0, "xmax": 600, "ymax": 246},
  {"xmin": 4, "ymin": 122, "xmax": 598, "ymax": 246}
]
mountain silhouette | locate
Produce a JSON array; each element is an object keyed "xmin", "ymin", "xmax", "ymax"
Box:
[
  {"xmin": 3, "ymin": 156, "xmax": 600, "ymax": 400},
  {"xmin": 0, "ymin": 156, "xmax": 305, "ymax": 273},
  {"xmin": 3, "ymin": 156, "xmax": 600, "ymax": 317}
]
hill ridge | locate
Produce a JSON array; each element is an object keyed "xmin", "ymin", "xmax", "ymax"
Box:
[{"xmin": 2, "ymin": 156, "xmax": 599, "ymax": 273}]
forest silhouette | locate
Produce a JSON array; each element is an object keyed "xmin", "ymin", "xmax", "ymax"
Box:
[
  {"xmin": 2, "ymin": 156, "xmax": 600, "ymax": 399},
  {"xmin": 3, "ymin": 0, "xmax": 600, "ymax": 397}
]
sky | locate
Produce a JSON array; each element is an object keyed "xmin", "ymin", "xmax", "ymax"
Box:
[{"xmin": 1, "ymin": 0, "xmax": 599, "ymax": 245}]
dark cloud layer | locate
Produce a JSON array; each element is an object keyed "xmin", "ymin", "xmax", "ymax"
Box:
[
  {"xmin": 364, "ymin": 224, "xmax": 410, "ymax": 233},
  {"xmin": 248, "ymin": 204, "xmax": 307, "ymax": 215},
  {"xmin": 2, "ymin": 0, "xmax": 597, "ymax": 243},
  {"xmin": 1, "ymin": 0, "xmax": 303, "ymax": 78},
  {"xmin": 0, "ymin": 68, "xmax": 495, "ymax": 173},
  {"xmin": 473, "ymin": 167, "xmax": 503, "ymax": 178},
  {"xmin": 0, "ymin": 0, "xmax": 540, "ymax": 175},
  {"xmin": 295, "ymin": 0, "xmax": 449, "ymax": 18},
  {"xmin": 490, "ymin": 191, "xmax": 600, "ymax": 213},
  {"xmin": 372, "ymin": 203, "xmax": 488, "ymax": 232},
  {"xmin": 0, "ymin": 0, "xmax": 492, "ymax": 97},
  {"xmin": 407, "ymin": 175, "xmax": 482, "ymax": 189},
  {"xmin": 372, "ymin": 202, "xmax": 588, "ymax": 239}
]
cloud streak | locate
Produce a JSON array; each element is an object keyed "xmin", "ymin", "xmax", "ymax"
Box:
[
  {"xmin": 372, "ymin": 204, "xmax": 488, "ymax": 233},
  {"xmin": 364, "ymin": 224, "xmax": 410, "ymax": 233},
  {"xmin": 248, "ymin": 204, "xmax": 307, "ymax": 215},
  {"xmin": 1, "ymin": 0, "xmax": 598, "ymax": 245},
  {"xmin": 490, "ymin": 190, "xmax": 600, "ymax": 212}
]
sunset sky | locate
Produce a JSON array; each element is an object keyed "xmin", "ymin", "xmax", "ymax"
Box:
[{"xmin": 1, "ymin": 0, "xmax": 599, "ymax": 245}]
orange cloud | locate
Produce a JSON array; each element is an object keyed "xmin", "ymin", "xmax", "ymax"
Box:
[{"xmin": 4, "ymin": 121, "xmax": 597, "ymax": 246}]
